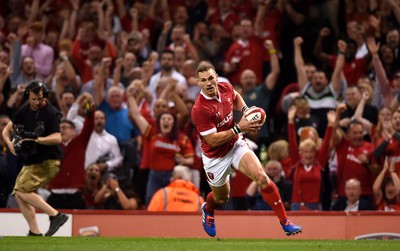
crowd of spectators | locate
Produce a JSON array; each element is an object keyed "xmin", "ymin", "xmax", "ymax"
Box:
[{"xmin": 0, "ymin": 0, "xmax": 400, "ymax": 212}]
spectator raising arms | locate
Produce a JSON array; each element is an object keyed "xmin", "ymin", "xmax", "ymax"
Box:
[
  {"xmin": 373, "ymin": 157, "xmax": 400, "ymax": 211},
  {"xmin": 126, "ymin": 83, "xmax": 194, "ymax": 206},
  {"xmin": 332, "ymin": 118, "xmax": 375, "ymax": 204},
  {"xmin": 8, "ymin": 24, "xmax": 40, "ymax": 89},
  {"xmin": 21, "ymin": 22, "xmax": 54, "ymax": 79},
  {"xmin": 47, "ymin": 101, "xmax": 94, "ymax": 210},
  {"xmin": 288, "ymin": 106, "xmax": 336, "ymax": 210},
  {"xmin": 84, "ymin": 110, "xmax": 123, "ymax": 174}
]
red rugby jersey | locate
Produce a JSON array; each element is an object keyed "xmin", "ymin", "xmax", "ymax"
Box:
[
  {"xmin": 335, "ymin": 138, "xmax": 374, "ymax": 196},
  {"xmin": 191, "ymin": 82, "xmax": 238, "ymax": 158}
]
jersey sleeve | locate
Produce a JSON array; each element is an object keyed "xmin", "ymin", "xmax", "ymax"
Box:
[{"xmin": 192, "ymin": 105, "xmax": 216, "ymax": 137}]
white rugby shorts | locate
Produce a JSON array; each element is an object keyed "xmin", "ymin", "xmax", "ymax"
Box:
[{"xmin": 202, "ymin": 136, "xmax": 251, "ymax": 187}]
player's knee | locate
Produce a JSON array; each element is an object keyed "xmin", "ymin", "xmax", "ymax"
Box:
[
  {"xmin": 253, "ymin": 171, "xmax": 269, "ymax": 187},
  {"xmin": 14, "ymin": 191, "xmax": 23, "ymax": 202}
]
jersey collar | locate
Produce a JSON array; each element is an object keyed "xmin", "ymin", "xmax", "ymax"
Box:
[{"xmin": 200, "ymin": 90, "xmax": 221, "ymax": 102}]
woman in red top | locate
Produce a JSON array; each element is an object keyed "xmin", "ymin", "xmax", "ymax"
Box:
[
  {"xmin": 288, "ymin": 107, "xmax": 336, "ymax": 210},
  {"xmin": 373, "ymin": 158, "xmax": 400, "ymax": 211},
  {"xmin": 126, "ymin": 86, "xmax": 194, "ymax": 206}
]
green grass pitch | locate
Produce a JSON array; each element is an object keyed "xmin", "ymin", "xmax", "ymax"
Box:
[{"xmin": 0, "ymin": 237, "xmax": 399, "ymax": 251}]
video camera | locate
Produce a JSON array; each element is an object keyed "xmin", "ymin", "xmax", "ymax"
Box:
[
  {"xmin": 96, "ymin": 151, "xmax": 113, "ymax": 164},
  {"xmin": 12, "ymin": 122, "xmax": 44, "ymax": 155}
]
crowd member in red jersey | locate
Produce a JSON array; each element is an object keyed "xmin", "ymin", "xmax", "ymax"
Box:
[
  {"xmin": 126, "ymin": 84, "xmax": 194, "ymax": 206},
  {"xmin": 207, "ymin": 0, "xmax": 240, "ymax": 35},
  {"xmin": 129, "ymin": 79, "xmax": 166, "ymax": 204},
  {"xmin": 191, "ymin": 61, "xmax": 302, "ymax": 237},
  {"xmin": 158, "ymin": 23, "xmax": 199, "ymax": 62},
  {"xmin": 224, "ymin": 19, "xmax": 264, "ymax": 86},
  {"xmin": 373, "ymin": 157, "xmax": 400, "ymax": 211},
  {"xmin": 332, "ymin": 119, "xmax": 375, "ymax": 204},
  {"xmin": 287, "ymin": 106, "xmax": 336, "ymax": 210},
  {"xmin": 118, "ymin": 2, "xmax": 158, "ymax": 35},
  {"xmin": 71, "ymin": 26, "xmax": 116, "ymax": 84},
  {"xmin": 314, "ymin": 27, "xmax": 370, "ymax": 86},
  {"xmin": 255, "ymin": 0, "xmax": 283, "ymax": 75}
]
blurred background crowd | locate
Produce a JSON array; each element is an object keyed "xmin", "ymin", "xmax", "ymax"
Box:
[{"xmin": 0, "ymin": 0, "xmax": 399, "ymax": 212}]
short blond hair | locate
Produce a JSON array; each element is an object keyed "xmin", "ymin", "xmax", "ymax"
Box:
[
  {"xmin": 268, "ymin": 140, "xmax": 289, "ymax": 160},
  {"xmin": 299, "ymin": 138, "xmax": 317, "ymax": 151}
]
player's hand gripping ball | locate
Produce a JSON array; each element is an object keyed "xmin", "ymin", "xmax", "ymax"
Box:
[{"xmin": 244, "ymin": 107, "xmax": 266, "ymax": 126}]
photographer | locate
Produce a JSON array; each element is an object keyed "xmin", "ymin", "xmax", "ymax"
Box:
[{"xmin": 2, "ymin": 80, "xmax": 68, "ymax": 236}]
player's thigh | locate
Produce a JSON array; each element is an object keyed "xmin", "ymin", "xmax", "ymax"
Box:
[{"xmin": 237, "ymin": 151, "xmax": 269, "ymax": 185}]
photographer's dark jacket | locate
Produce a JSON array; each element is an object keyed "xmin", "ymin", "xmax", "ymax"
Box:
[{"xmin": 12, "ymin": 102, "xmax": 62, "ymax": 165}]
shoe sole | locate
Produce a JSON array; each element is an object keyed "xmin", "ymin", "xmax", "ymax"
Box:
[
  {"xmin": 27, "ymin": 230, "xmax": 43, "ymax": 236},
  {"xmin": 285, "ymin": 229, "xmax": 302, "ymax": 236},
  {"xmin": 45, "ymin": 215, "xmax": 69, "ymax": 236}
]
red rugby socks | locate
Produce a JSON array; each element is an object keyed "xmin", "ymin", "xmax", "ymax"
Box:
[
  {"xmin": 205, "ymin": 192, "xmax": 217, "ymax": 214},
  {"xmin": 261, "ymin": 181, "xmax": 288, "ymax": 224}
]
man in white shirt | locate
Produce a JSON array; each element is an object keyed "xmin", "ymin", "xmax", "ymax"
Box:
[
  {"xmin": 85, "ymin": 110, "xmax": 123, "ymax": 172},
  {"xmin": 148, "ymin": 50, "xmax": 187, "ymax": 101}
]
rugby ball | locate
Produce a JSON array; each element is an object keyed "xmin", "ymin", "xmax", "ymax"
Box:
[{"xmin": 245, "ymin": 107, "xmax": 266, "ymax": 125}]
